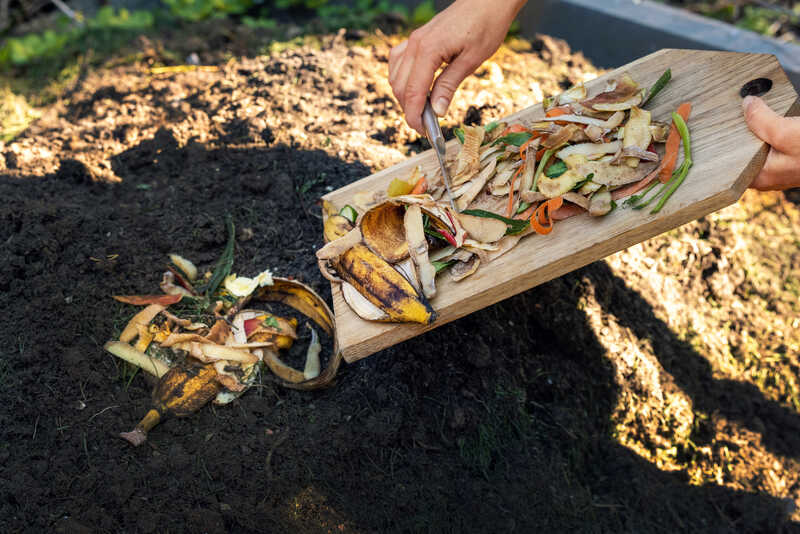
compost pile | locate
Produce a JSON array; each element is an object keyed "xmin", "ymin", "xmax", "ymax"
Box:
[{"xmin": 1, "ymin": 25, "xmax": 799, "ymax": 533}]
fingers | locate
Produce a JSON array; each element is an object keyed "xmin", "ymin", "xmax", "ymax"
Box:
[
  {"xmin": 402, "ymin": 56, "xmax": 439, "ymax": 134},
  {"xmin": 389, "ymin": 31, "xmax": 441, "ymax": 134},
  {"xmin": 750, "ymin": 148, "xmax": 800, "ymax": 191},
  {"xmin": 389, "ymin": 35, "xmax": 418, "ymax": 106},
  {"xmin": 388, "ymin": 40, "xmax": 407, "ymax": 82},
  {"xmin": 742, "ymin": 96, "xmax": 800, "ymax": 154},
  {"xmin": 429, "ymin": 52, "xmax": 481, "ymax": 117},
  {"xmin": 742, "ymin": 95, "xmax": 800, "ymax": 190}
]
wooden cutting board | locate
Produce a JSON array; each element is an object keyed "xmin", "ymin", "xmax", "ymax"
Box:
[{"xmin": 322, "ymin": 49, "xmax": 800, "ymax": 363}]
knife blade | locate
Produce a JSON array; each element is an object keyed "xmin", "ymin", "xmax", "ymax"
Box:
[{"xmin": 422, "ymin": 98, "xmax": 457, "ymax": 211}]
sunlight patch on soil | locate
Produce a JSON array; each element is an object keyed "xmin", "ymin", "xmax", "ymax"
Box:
[
  {"xmin": 0, "ymin": 87, "xmax": 40, "ymax": 142},
  {"xmin": 604, "ymin": 190, "xmax": 800, "ymax": 519}
]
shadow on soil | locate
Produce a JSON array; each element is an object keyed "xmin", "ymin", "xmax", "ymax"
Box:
[
  {"xmin": 594, "ymin": 261, "xmax": 800, "ymax": 460},
  {"xmin": 351, "ymin": 261, "xmax": 797, "ymax": 533},
  {"xmin": 0, "ymin": 131, "xmax": 796, "ymax": 532}
]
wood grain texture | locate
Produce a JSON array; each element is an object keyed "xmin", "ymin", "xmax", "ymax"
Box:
[{"xmin": 322, "ymin": 49, "xmax": 800, "ymax": 363}]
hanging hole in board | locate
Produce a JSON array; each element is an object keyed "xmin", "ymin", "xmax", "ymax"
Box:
[{"xmin": 740, "ymin": 78, "xmax": 773, "ymax": 98}]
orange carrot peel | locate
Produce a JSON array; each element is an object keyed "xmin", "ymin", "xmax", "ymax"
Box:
[
  {"xmin": 519, "ymin": 135, "xmax": 540, "ymax": 156},
  {"xmin": 410, "ymin": 176, "xmax": 427, "ymax": 195},
  {"xmin": 530, "ymin": 197, "xmax": 564, "ymax": 235},
  {"xmin": 659, "ymin": 102, "xmax": 692, "ymax": 183},
  {"xmin": 545, "ymin": 106, "xmax": 571, "ymax": 125},
  {"xmin": 499, "ymin": 123, "xmax": 529, "ymax": 136}
]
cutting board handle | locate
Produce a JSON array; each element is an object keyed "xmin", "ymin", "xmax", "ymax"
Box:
[{"xmin": 740, "ymin": 77, "xmax": 774, "ymax": 98}]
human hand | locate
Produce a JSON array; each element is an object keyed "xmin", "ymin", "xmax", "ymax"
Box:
[
  {"xmin": 388, "ymin": 0, "xmax": 526, "ymax": 134},
  {"xmin": 742, "ymin": 95, "xmax": 800, "ymax": 191}
]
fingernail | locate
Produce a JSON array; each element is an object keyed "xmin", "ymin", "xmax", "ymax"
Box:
[
  {"xmin": 742, "ymin": 95, "xmax": 755, "ymax": 110},
  {"xmin": 433, "ymin": 97, "xmax": 449, "ymax": 116}
]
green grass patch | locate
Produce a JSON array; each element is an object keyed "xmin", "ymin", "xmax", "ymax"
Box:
[
  {"xmin": 163, "ymin": 0, "xmax": 253, "ymax": 21},
  {"xmin": 0, "ymin": 7, "xmax": 155, "ymax": 70},
  {"xmin": 457, "ymin": 386, "xmax": 534, "ymax": 480},
  {"xmin": 0, "ymin": 7, "xmax": 162, "ymax": 114},
  {"xmin": 658, "ymin": 1, "xmax": 800, "ymax": 41},
  {"xmin": 120, "ymin": 361, "xmax": 141, "ymax": 389},
  {"xmin": 2, "ymin": 0, "xmax": 433, "ymax": 118}
]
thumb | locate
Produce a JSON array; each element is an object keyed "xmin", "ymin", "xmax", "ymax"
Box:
[
  {"xmin": 429, "ymin": 53, "xmax": 480, "ymax": 117},
  {"xmin": 742, "ymin": 95, "xmax": 792, "ymax": 152}
]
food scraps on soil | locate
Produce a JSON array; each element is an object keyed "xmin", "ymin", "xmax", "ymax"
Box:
[
  {"xmin": 105, "ymin": 220, "xmax": 342, "ymax": 446},
  {"xmin": 318, "ymin": 70, "xmax": 694, "ymax": 325}
]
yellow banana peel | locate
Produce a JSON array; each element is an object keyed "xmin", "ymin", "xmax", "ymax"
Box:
[
  {"xmin": 120, "ymin": 364, "xmax": 221, "ymax": 446},
  {"xmin": 332, "ymin": 243, "xmax": 436, "ymax": 325}
]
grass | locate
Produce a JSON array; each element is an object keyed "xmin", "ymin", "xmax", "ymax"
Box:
[
  {"xmin": 119, "ymin": 361, "xmax": 140, "ymax": 389},
  {"xmin": 457, "ymin": 385, "xmax": 533, "ymax": 480},
  {"xmin": 657, "ymin": 1, "xmax": 800, "ymax": 42}
]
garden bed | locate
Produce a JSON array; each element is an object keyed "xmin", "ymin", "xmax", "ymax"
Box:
[{"xmin": 1, "ymin": 18, "xmax": 800, "ymax": 533}]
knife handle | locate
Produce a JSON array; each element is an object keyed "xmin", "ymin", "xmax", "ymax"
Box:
[{"xmin": 422, "ymin": 98, "xmax": 445, "ymax": 153}]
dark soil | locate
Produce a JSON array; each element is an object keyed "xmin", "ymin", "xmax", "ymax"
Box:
[{"xmin": 2, "ymin": 26, "xmax": 800, "ymax": 533}]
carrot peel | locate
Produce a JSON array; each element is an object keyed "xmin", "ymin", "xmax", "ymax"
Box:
[
  {"xmin": 530, "ymin": 197, "xmax": 563, "ymax": 235},
  {"xmin": 499, "ymin": 123, "xmax": 529, "ymax": 137},
  {"xmin": 545, "ymin": 106, "xmax": 571, "ymax": 125},
  {"xmin": 659, "ymin": 102, "xmax": 692, "ymax": 183},
  {"xmin": 410, "ymin": 176, "xmax": 427, "ymax": 195}
]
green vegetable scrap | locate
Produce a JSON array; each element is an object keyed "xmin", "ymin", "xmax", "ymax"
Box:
[
  {"xmin": 483, "ymin": 121, "xmax": 501, "ymax": 134},
  {"xmin": 339, "ymin": 205, "xmax": 358, "ymax": 225},
  {"xmin": 629, "ymin": 112, "xmax": 692, "ymax": 213},
  {"xmin": 651, "ymin": 112, "xmax": 692, "ymax": 214},
  {"xmin": 432, "ymin": 260, "xmax": 454, "ymax": 273},
  {"xmin": 492, "ymin": 132, "xmax": 533, "ymax": 147},
  {"xmin": 461, "ymin": 209, "xmax": 530, "ymax": 235},
  {"xmin": 545, "ymin": 160, "xmax": 567, "ymax": 178},
  {"xmin": 205, "ymin": 215, "xmax": 236, "ymax": 297},
  {"xmin": 531, "ymin": 149, "xmax": 553, "ymax": 193},
  {"xmin": 643, "ymin": 68, "xmax": 672, "ymax": 107},
  {"xmin": 263, "ymin": 316, "xmax": 281, "ymax": 329}
]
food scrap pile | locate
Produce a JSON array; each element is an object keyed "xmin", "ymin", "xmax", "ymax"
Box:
[
  {"xmin": 319, "ymin": 70, "xmax": 693, "ymax": 325},
  {"xmin": 105, "ymin": 218, "xmax": 341, "ymax": 445}
]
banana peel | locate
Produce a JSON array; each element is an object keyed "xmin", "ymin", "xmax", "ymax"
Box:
[
  {"xmin": 318, "ymin": 197, "xmax": 449, "ymax": 325},
  {"xmin": 330, "ymin": 243, "xmax": 436, "ymax": 324},
  {"xmin": 252, "ymin": 277, "xmax": 343, "ymax": 390},
  {"xmin": 359, "ymin": 202, "xmax": 409, "ymax": 262},
  {"xmin": 111, "ymin": 270, "xmax": 344, "ymax": 446},
  {"xmin": 324, "ymin": 215, "xmax": 353, "ymax": 243},
  {"xmin": 120, "ymin": 364, "xmax": 221, "ymax": 446}
]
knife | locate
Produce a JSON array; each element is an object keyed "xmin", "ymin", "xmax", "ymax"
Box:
[{"xmin": 422, "ymin": 98, "xmax": 457, "ymax": 211}]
